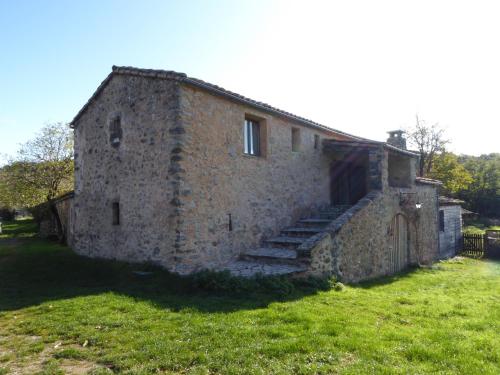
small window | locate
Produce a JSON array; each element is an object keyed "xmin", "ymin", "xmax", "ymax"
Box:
[
  {"xmin": 112, "ymin": 202, "xmax": 120, "ymax": 225},
  {"xmin": 292, "ymin": 128, "xmax": 300, "ymax": 152},
  {"xmin": 314, "ymin": 134, "xmax": 320, "ymax": 149},
  {"xmin": 109, "ymin": 116, "xmax": 122, "ymax": 148},
  {"xmin": 439, "ymin": 210, "xmax": 444, "ymax": 232},
  {"xmin": 244, "ymin": 119, "xmax": 260, "ymax": 156}
]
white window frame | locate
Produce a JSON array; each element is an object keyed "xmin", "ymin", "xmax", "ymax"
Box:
[{"xmin": 244, "ymin": 119, "xmax": 260, "ymax": 156}]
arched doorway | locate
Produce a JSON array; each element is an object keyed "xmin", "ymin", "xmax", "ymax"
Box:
[{"xmin": 389, "ymin": 214, "xmax": 410, "ymax": 273}]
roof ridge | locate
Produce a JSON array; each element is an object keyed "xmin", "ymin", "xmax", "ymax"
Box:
[
  {"xmin": 112, "ymin": 65, "xmax": 187, "ymax": 79},
  {"xmin": 70, "ymin": 65, "xmax": 364, "ymax": 142}
]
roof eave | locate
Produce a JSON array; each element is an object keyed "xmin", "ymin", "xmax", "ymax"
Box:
[
  {"xmin": 384, "ymin": 143, "xmax": 420, "ymax": 157},
  {"xmin": 323, "ymin": 139, "xmax": 420, "ymax": 158},
  {"xmin": 415, "ymin": 177, "xmax": 443, "ymax": 186}
]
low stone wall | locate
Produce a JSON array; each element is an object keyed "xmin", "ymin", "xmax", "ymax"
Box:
[
  {"xmin": 330, "ymin": 192, "xmax": 396, "ymax": 282},
  {"xmin": 39, "ymin": 193, "xmax": 74, "ymax": 244}
]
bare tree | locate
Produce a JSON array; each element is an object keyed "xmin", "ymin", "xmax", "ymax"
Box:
[{"xmin": 406, "ymin": 115, "xmax": 449, "ymax": 177}]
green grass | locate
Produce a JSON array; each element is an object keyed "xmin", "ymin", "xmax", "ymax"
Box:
[
  {"xmin": 0, "ymin": 219, "xmax": 38, "ymax": 239},
  {"xmin": 463, "ymin": 218, "xmax": 500, "ymax": 234},
  {"xmin": 1, "ymin": 221, "xmax": 500, "ymax": 374}
]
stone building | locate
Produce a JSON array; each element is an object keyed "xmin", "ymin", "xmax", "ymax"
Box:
[
  {"xmin": 68, "ymin": 66, "xmax": 441, "ymax": 282},
  {"xmin": 438, "ymin": 196, "xmax": 464, "ymax": 259}
]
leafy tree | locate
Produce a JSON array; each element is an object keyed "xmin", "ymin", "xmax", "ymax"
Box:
[
  {"xmin": 0, "ymin": 162, "xmax": 47, "ymax": 208},
  {"xmin": 0, "ymin": 123, "xmax": 73, "ymax": 239},
  {"xmin": 406, "ymin": 115, "xmax": 449, "ymax": 177},
  {"xmin": 457, "ymin": 153, "xmax": 500, "ymax": 216},
  {"xmin": 428, "ymin": 152, "xmax": 472, "ymax": 195}
]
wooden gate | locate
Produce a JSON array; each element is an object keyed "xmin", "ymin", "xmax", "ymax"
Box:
[
  {"xmin": 462, "ymin": 233, "xmax": 485, "ymax": 258},
  {"xmin": 485, "ymin": 230, "xmax": 500, "ymax": 259},
  {"xmin": 389, "ymin": 214, "xmax": 409, "ymax": 273}
]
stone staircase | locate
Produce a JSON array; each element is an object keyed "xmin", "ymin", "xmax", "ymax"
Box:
[{"xmin": 226, "ymin": 205, "xmax": 351, "ymax": 277}]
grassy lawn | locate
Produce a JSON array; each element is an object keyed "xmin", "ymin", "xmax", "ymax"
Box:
[{"xmin": 1, "ymin": 221, "xmax": 499, "ymax": 374}]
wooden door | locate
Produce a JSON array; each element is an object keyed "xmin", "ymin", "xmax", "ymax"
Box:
[{"xmin": 389, "ymin": 214, "xmax": 409, "ymax": 273}]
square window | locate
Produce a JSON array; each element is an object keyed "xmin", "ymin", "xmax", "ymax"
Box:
[
  {"xmin": 292, "ymin": 128, "xmax": 300, "ymax": 152},
  {"xmin": 244, "ymin": 119, "xmax": 260, "ymax": 156}
]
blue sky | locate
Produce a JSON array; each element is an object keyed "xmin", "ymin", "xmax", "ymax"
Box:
[
  {"xmin": 1, "ymin": 0, "xmax": 499, "ymax": 163},
  {"xmin": 0, "ymin": 0, "xmax": 270, "ymax": 162}
]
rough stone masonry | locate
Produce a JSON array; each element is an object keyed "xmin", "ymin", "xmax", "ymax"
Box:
[{"xmin": 68, "ymin": 66, "xmax": 441, "ymax": 282}]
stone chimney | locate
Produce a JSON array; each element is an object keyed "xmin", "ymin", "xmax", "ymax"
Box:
[{"xmin": 387, "ymin": 130, "xmax": 407, "ymax": 150}]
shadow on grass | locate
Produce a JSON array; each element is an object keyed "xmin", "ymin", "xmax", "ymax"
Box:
[
  {"xmin": 351, "ymin": 266, "xmax": 421, "ymax": 289},
  {"xmin": 0, "ymin": 236, "xmax": 328, "ymax": 313}
]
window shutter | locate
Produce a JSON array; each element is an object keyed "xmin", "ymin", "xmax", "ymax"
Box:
[{"xmin": 252, "ymin": 121, "xmax": 260, "ymax": 156}]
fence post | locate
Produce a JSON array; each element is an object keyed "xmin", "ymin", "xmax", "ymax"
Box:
[{"xmin": 484, "ymin": 233, "xmax": 488, "ymax": 254}]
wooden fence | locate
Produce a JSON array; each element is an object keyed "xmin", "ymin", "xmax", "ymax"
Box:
[{"xmin": 461, "ymin": 233, "xmax": 485, "ymax": 258}]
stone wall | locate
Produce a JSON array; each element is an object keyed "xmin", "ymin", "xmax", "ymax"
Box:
[
  {"xmin": 438, "ymin": 205, "xmax": 462, "ymax": 259},
  {"xmin": 307, "ymin": 151, "xmax": 439, "ymax": 283},
  {"xmin": 72, "ymin": 74, "xmax": 182, "ymax": 269},
  {"xmin": 173, "ymin": 84, "xmax": 352, "ymax": 272},
  {"xmin": 38, "ymin": 193, "xmax": 74, "ymax": 244},
  {"xmin": 57, "ymin": 195, "xmax": 74, "ymax": 245},
  {"xmin": 414, "ymin": 183, "xmax": 440, "ymax": 264}
]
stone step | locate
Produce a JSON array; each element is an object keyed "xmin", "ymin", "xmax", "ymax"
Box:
[
  {"xmin": 320, "ymin": 206, "xmax": 351, "ymax": 213},
  {"xmin": 225, "ymin": 260, "xmax": 308, "ymax": 277},
  {"xmin": 320, "ymin": 208, "xmax": 349, "ymax": 214},
  {"xmin": 265, "ymin": 236, "xmax": 305, "ymax": 249},
  {"xmin": 322, "ymin": 204, "xmax": 352, "ymax": 211},
  {"xmin": 297, "ymin": 218, "xmax": 332, "ymax": 226},
  {"xmin": 281, "ymin": 227, "xmax": 324, "ymax": 237},
  {"xmin": 318, "ymin": 212, "xmax": 344, "ymax": 219},
  {"xmin": 243, "ymin": 247, "xmax": 298, "ymax": 259}
]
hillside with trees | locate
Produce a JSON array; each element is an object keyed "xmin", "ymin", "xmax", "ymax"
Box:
[{"xmin": 406, "ymin": 117, "xmax": 499, "ymax": 218}]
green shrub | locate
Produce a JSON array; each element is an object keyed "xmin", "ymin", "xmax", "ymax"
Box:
[
  {"xmin": 189, "ymin": 269, "xmax": 333, "ymax": 295},
  {"xmin": 293, "ymin": 276, "xmax": 333, "ymax": 291},
  {"xmin": 332, "ymin": 282, "xmax": 345, "ymax": 291},
  {"xmin": 190, "ymin": 270, "xmax": 244, "ymax": 292},
  {"xmin": 0, "ymin": 207, "xmax": 15, "ymax": 221}
]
